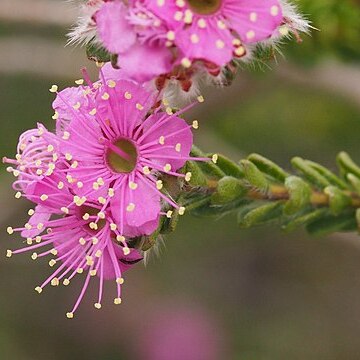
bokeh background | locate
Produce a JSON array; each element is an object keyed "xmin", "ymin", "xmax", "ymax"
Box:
[{"xmin": 1, "ymin": 0, "xmax": 360, "ymax": 359}]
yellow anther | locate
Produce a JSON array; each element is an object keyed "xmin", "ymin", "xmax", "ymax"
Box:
[
  {"xmin": 197, "ymin": 95, "xmax": 205, "ymax": 103},
  {"xmin": 116, "ymin": 235, "xmax": 125, "ymax": 242},
  {"xmin": 156, "ymin": 180, "xmax": 163, "ymax": 190},
  {"xmin": 49, "ymin": 85, "xmax": 58, "ymax": 93},
  {"xmin": 35, "ymin": 286, "xmax": 42, "ymax": 294},
  {"xmin": 92, "ymin": 237, "xmax": 99, "ymax": 245},
  {"xmin": 110, "ymin": 223, "xmax": 117, "ymax": 231},
  {"xmin": 164, "ymin": 164, "xmax": 172, "ymax": 172},
  {"xmin": 90, "ymin": 269, "xmax": 97, "ymax": 277},
  {"xmin": 66, "ymin": 312, "xmax": 74, "ymax": 319},
  {"xmin": 185, "ymin": 172, "xmax": 192, "ymax": 181},
  {"xmin": 136, "ymin": 103, "xmax": 144, "ymax": 110},
  {"xmin": 49, "ymin": 259, "xmax": 56, "ymax": 267},
  {"xmin": 107, "ymin": 80, "xmax": 116, "ymax": 88},
  {"xmin": 123, "ymin": 247, "xmax": 130, "ymax": 256},
  {"xmin": 212, "ymin": 154, "xmax": 218, "ymax": 164},
  {"xmin": 178, "ymin": 207, "xmax": 186, "ymax": 215},
  {"xmin": 6, "ymin": 250, "xmax": 12, "ymax": 258},
  {"xmin": 101, "ymin": 92, "xmax": 110, "ymax": 100},
  {"xmin": 192, "ymin": 120, "xmax": 199, "ymax": 129},
  {"xmin": 159, "ymin": 136, "xmax": 165, "ymax": 145},
  {"xmin": 129, "ymin": 182, "xmax": 138, "ymax": 190},
  {"xmin": 116, "ymin": 277, "xmax": 124, "ymax": 285},
  {"xmin": 143, "ymin": 166, "xmax": 151, "ymax": 175},
  {"xmin": 50, "ymin": 249, "xmax": 58, "ymax": 256},
  {"xmin": 175, "ymin": 143, "xmax": 182, "ymax": 152},
  {"xmin": 63, "ymin": 279, "xmax": 70, "ymax": 286},
  {"xmin": 40, "ymin": 194, "xmax": 48, "ymax": 201},
  {"xmin": 95, "ymin": 250, "xmax": 102, "ymax": 258},
  {"xmin": 79, "ymin": 237, "xmax": 86, "ymax": 246},
  {"xmin": 7, "ymin": 227, "xmax": 14, "ymax": 235},
  {"xmin": 114, "ymin": 297, "xmax": 122, "ymax": 305},
  {"xmin": 126, "ymin": 203, "xmax": 135, "ymax": 212},
  {"xmin": 51, "ymin": 278, "xmax": 59, "ymax": 286},
  {"xmin": 15, "ymin": 192, "xmax": 22, "ymax": 199},
  {"xmin": 75, "ymin": 79, "xmax": 84, "ymax": 85},
  {"xmin": 31, "ymin": 252, "xmax": 38, "ymax": 260},
  {"xmin": 124, "ymin": 91, "xmax": 132, "ymax": 100},
  {"xmin": 77, "ymin": 268, "xmax": 84, "ymax": 274},
  {"xmin": 166, "ymin": 210, "xmax": 173, "ymax": 218},
  {"xmin": 94, "ymin": 303, "xmax": 102, "ymax": 309}
]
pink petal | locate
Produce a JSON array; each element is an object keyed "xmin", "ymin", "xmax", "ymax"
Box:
[
  {"xmin": 140, "ymin": 113, "xmax": 193, "ymax": 170},
  {"xmin": 95, "ymin": 1, "xmax": 137, "ymax": 54},
  {"xmin": 224, "ymin": 0, "xmax": 283, "ymax": 43},
  {"xmin": 21, "ymin": 205, "xmax": 51, "ymax": 238},
  {"xmin": 117, "ymin": 43, "xmax": 173, "ymax": 83},
  {"xmin": 111, "ymin": 180, "xmax": 160, "ymax": 237}
]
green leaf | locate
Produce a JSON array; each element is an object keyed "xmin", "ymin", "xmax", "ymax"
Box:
[
  {"xmin": 240, "ymin": 160, "xmax": 269, "ymax": 192},
  {"xmin": 305, "ymin": 160, "xmax": 348, "ymax": 189},
  {"xmin": 248, "ymin": 153, "xmax": 289, "ymax": 182},
  {"xmin": 347, "ymin": 173, "xmax": 360, "ymax": 194},
  {"xmin": 324, "ymin": 186, "xmax": 352, "ymax": 215},
  {"xmin": 211, "ymin": 176, "xmax": 247, "ymax": 205},
  {"xmin": 337, "ymin": 152, "xmax": 360, "ymax": 179},
  {"xmin": 284, "ymin": 176, "xmax": 312, "ymax": 215},
  {"xmin": 86, "ymin": 43, "xmax": 111, "ymax": 63},
  {"xmin": 282, "ymin": 208, "xmax": 328, "ymax": 232},
  {"xmin": 306, "ymin": 212, "xmax": 357, "ymax": 236},
  {"xmin": 291, "ymin": 157, "xmax": 330, "ymax": 189},
  {"xmin": 190, "ymin": 146, "xmax": 225, "ymax": 179},
  {"xmin": 238, "ymin": 201, "xmax": 283, "ymax": 228},
  {"xmin": 185, "ymin": 161, "xmax": 208, "ymax": 187},
  {"xmin": 216, "ymin": 154, "xmax": 244, "ymax": 178}
]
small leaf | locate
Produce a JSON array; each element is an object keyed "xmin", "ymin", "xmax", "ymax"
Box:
[
  {"xmin": 248, "ymin": 153, "xmax": 289, "ymax": 182},
  {"xmin": 190, "ymin": 146, "xmax": 225, "ymax": 179},
  {"xmin": 306, "ymin": 212, "xmax": 357, "ymax": 236},
  {"xmin": 305, "ymin": 160, "xmax": 348, "ymax": 189},
  {"xmin": 240, "ymin": 160, "xmax": 269, "ymax": 192},
  {"xmin": 238, "ymin": 201, "xmax": 283, "ymax": 228},
  {"xmin": 216, "ymin": 154, "xmax": 244, "ymax": 178},
  {"xmin": 284, "ymin": 176, "xmax": 312, "ymax": 215},
  {"xmin": 347, "ymin": 173, "xmax": 360, "ymax": 194},
  {"xmin": 211, "ymin": 176, "xmax": 247, "ymax": 205},
  {"xmin": 282, "ymin": 208, "xmax": 328, "ymax": 232},
  {"xmin": 185, "ymin": 161, "xmax": 207, "ymax": 187},
  {"xmin": 337, "ymin": 152, "xmax": 360, "ymax": 179},
  {"xmin": 291, "ymin": 157, "xmax": 330, "ymax": 189},
  {"xmin": 86, "ymin": 43, "xmax": 111, "ymax": 63},
  {"xmin": 324, "ymin": 186, "xmax": 352, "ymax": 215}
]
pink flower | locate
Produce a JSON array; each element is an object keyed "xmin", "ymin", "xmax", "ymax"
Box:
[
  {"xmin": 6, "ymin": 173, "xmax": 142, "ymax": 318},
  {"xmin": 144, "ymin": 0, "xmax": 283, "ymax": 67},
  {"xmin": 54, "ymin": 72, "xmax": 204, "ymax": 238},
  {"xmin": 3, "ymin": 123, "xmax": 59, "ymax": 193},
  {"xmin": 96, "ymin": 0, "xmax": 173, "ymax": 82}
]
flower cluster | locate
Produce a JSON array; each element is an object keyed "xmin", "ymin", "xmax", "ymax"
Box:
[
  {"xmin": 69, "ymin": 0, "xmax": 308, "ymax": 101},
  {"xmin": 4, "ymin": 68, "xmax": 207, "ymax": 317}
]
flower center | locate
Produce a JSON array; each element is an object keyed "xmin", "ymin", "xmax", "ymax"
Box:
[
  {"xmin": 105, "ymin": 138, "xmax": 138, "ymax": 173},
  {"xmin": 186, "ymin": 0, "xmax": 222, "ymax": 15}
]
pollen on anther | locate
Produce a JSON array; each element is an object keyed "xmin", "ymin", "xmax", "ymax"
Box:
[
  {"xmin": 7, "ymin": 227, "xmax": 14, "ymax": 235},
  {"xmin": 185, "ymin": 172, "xmax": 192, "ymax": 182},
  {"xmin": 114, "ymin": 297, "xmax": 122, "ymax": 305},
  {"xmin": 6, "ymin": 249, "xmax": 12, "ymax": 258},
  {"xmin": 178, "ymin": 207, "xmax": 186, "ymax": 216},
  {"xmin": 126, "ymin": 203, "xmax": 135, "ymax": 212},
  {"xmin": 164, "ymin": 164, "xmax": 172, "ymax": 172},
  {"xmin": 31, "ymin": 252, "xmax": 38, "ymax": 260},
  {"xmin": 175, "ymin": 143, "xmax": 182, "ymax": 152},
  {"xmin": 166, "ymin": 210, "xmax": 173, "ymax": 218},
  {"xmin": 66, "ymin": 312, "xmax": 74, "ymax": 319},
  {"xmin": 49, "ymin": 259, "xmax": 56, "ymax": 267},
  {"xmin": 63, "ymin": 279, "xmax": 70, "ymax": 286},
  {"xmin": 212, "ymin": 154, "xmax": 218, "ymax": 164},
  {"xmin": 35, "ymin": 286, "xmax": 42, "ymax": 294},
  {"xmin": 116, "ymin": 277, "xmax": 124, "ymax": 285},
  {"xmin": 94, "ymin": 303, "xmax": 102, "ymax": 309},
  {"xmin": 116, "ymin": 235, "xmax": 125, "ymax": 242},
  {"xmin": 156, "ymin": 180, "xmax": 163, "ymax": 190},
  {"xmin": 49, "ymin": 85, "xmax": 58, "ymax": 93},
  {"xmin": 123, "ymin": 247, "xmax": 130, "ymax": 256}
]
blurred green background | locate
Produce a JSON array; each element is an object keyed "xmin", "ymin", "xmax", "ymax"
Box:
[{"xmin": 1, "ymin": 0, "xmax": 360, "ymax": 359}]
